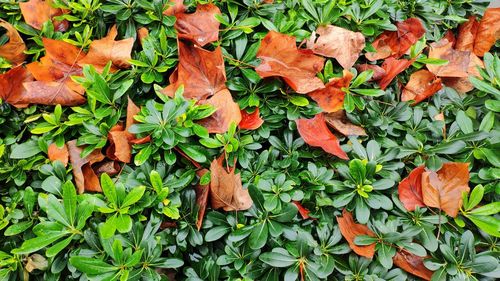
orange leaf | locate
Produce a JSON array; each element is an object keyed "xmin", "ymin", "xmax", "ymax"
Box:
[
  {"xmin": 163, "ymin": 0, "xmax": 186, "ymax": 16},
  {"xmin": 324, "ymin": 110, "xmax": 367, "ymax": 137},
  {"xmin": 67, "ymin": 140, "xmax": 105, "ymax": 194},
  {"xmin": 48, "ymin": 143, "xmax": 69, "ymax": 167},
  {"xmin": 398, "ymin": 166, "xmax": 426, "ymax": 212},
  {"xmin": 427, "ymin": 38, "xmax": 470, "ymax": 78},
  {"xmin": 293, "ymin": 201, "xmax": 311, "ymax": 220},
  {"xmin": 296, "ymin": 113, "xmax": 348, "ymax": 160},
  {"xmin": 19, "ymin": 0, "xmax": 68, "ymax": 31},
  {"xmin": 197, "ymin": 89, "xmax": 242, "ymax": 134},
  {"xmin": 402, "ymin": 70, "xmax": 442, "ymax": 105},
  {"xmin": 455, "ymin": 16, "xmax": 479, "ymax": 51},
  {"xmin": 195, "ymin": 169, "xmax": 210, "ymax": 230},
  {"xmin": 174, "ymin": 3, "xmax": 221, "ymax": 47},
  {"xmin": 308, "ymin": 70, "xmax": 353, "ymax": 113},
  {"xmin": 255, "ymin": 31, "xmax": 325, "ymax": 94},
  {"xmin": 336, "ymin": 210, "xmax": 376, "ymax": 258},
  {"xmin": 78, "ymin": 25, "xmax": 134, "ymax": 71},
  {"xmin": 422, "ymin": 162, "xmax": 470, "ymax": 217},
  {"xmin": 393, "ymin": 250, "xmax": 433, "ymax": 281},
  {"xmin": 473, "ymin": 8, "xmax": 500, "ymax": 57},
  {"xmin": 307, "ymin": 25, "xmax": 365, "ymax": 69},
  {"xmin": 0, "ymin": 65, "xmax": 33, "ymax": 108},
  {"xmin": 106, "ymin": 98, "xmax": 141, "ymax": 163},
  {"xmin": 379, "ymin": 57, "xmax": 413, "ymax": 90},
  {"xmin": 239, "ymin": 107, "xmax": 264, "ymax": 130},
  {"xmin": 442, "ymin": 53, "xmax": 484, "ymax": 94},
  {"xmin": 356, "ymin": 64, "xmax": 386, "ymax": 81},
  {"xmin": 162, "ymin": 40, "xmax": 226, "ymax": 100},
  {"xmin": 0, "ymin": 19, "xmax": 26, "ymax": 65},
  {"xmin": 137, "ymin": 27, "xmax": 149, "ymax": 46}
]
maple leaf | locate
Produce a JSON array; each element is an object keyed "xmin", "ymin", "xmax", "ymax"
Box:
[
  {"xmin": 398, "ymin": 166, "xmax": 426, "ymax": 212},
  {"xmin": 239, "ymin": 107, "xmax": 264, "ymax": 130},
  {"xmin": 427, "ymin": 38, "xmax": 470, "ymax": 78},
  {"xmin": 0, "ymin": 65, "xmax": 33, "ymax": 108},
  {"xmin": 308, "ymin": 70, "xmax": 353, "ymax": 113},
  {"xmin": 67, "ymin": 140, "xmax": 105, "ymax": 194},
  {"xmin": 255, "ymin": 31, "xmax": 325, "ymax": 94},
  {"xmin": 307, "ymin": 25, "xmax": 365, "ymax": 70},
  {"xmin": 296, "ymin": 113, "xmax": 348, "ymax": 160},
  {"xmin": 19, "ymin": 0, "xmax": 68, "ymax": 31},
  {"xmin": 356, "ymin": 64, "xmax": 386, "ymax": 81},
  {"xmin": 366, "ymin": 18, "xmax": 425, "ymax": 61},
  {"xmin": 106, "ymin": 98, "xmax": 141, "ymax": 163},
  {"xmin": 174, "ymin": 3, "xmax": 221, "ymax": 47},
  {"xmin": 78, "ymin": 25, "xmax": 134, "ymax": 71},
  {"xmin": 422, "ymin": 162, "xmax": 470, "ymax": 218},
  {"xmin": 379, "ymin": 57, "xmax": 413, "ymax": 90},
  {"xmin": 195, "ymin": 169, "xmax": 210, "ymax": 231},
  {"xmin": 0, "ymin": 19, "xmax": 26, "ymax": 65},
  {"xmin": 336, "ymin": 210, "xmax": 376, "ymax": 258},
  {"xmin": 324, "ymin": 110, "xmax": 367, "ymax": 137},
  {"xmin": 473, "ymin": 8, "xmax": 500, "ymax": 57},
  {"xmin": 162, "ymin": 40, "xmax": 226, "ymax": 100},
  {"xmin": 48, "ymin": 143, "xmax": 69, "ymax": 167},
  {"xmin": 402, "ymin": 70, "xmax": 443, "ymax": 105},
  {"xmin": 197, "ymin": 89, "xmax": 242, "ymax": 134},
  {"xmin": 393, "ymin": 250, "xmax": 433, "ymax": 281}
]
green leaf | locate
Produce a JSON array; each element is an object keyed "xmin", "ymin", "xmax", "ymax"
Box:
[
  {"xmin": 12, "ymin": 233, "xmax": 66, "ymax": 255},
  {"xmin": 150, "ymin": 171, "xmax": 164, "ymax": 193},
  {"xmin": 249, "ymin": 221, "xmax": 268, "ymax": 250},
  {"xmin": 10, "ymin": 141, "xmax": 41, "ymax": 159},
  {"xmin": 46, "ymin": 235, "xmax": 73, "ymax": 257},
  {"xmin": 100, "ymin": 173, "xmax": 117, "ymax": 204},
  {"xmin": 289, "ymin": 95, "xmax": 309, "ymax": 106},
  {"xmin": 100, "ymin": 215, "xmax": 117, "ymax": 239},
  {"xmin": 469, "ymin": 202, "xmax": 500, "ymax": 216},
  {"xmin": 467, "ymin": 185, "xmax": 484, "ymax": 210},
  {"xmin": 351, "ymin": 70, "xmax": 373, "ymax": 88},
  {"xmin": 69, "ymin": 256, "xmax": 118, "ymax": 275},
  {"xmin": 470, "ymin": 76, "xmax": 500, "ymax": 95},
  {"xmin": 62, "ymin": 181, "xmax": 77, "ymax": 226},
  {"xmin": 456, "ymin": 111, "xmax": 473, "ymax": 134},
  {"xmin": 121, "ymin": 186, "xmax": 145, "ymax": 207},
  {"xmin": 4, "ymin": 221, "xmax": 33, "ymax": 236},
  {"xmin": 116, "ymin": 214, "xmax": 133, "ymax": 233},
  {"xmin": 177, "ymin": 143, "xmax": 207, "ymax": 163},
  {"xmin": 351, "ymin": 88, "xmax": 385, "ymax": 97},
  {"xmin": 260, "ymin": 251, "xmax": 296, "ymax": 267},
  {"xmin": 467, "ymin": 215, "xmax": 500, "ymax": 237}
]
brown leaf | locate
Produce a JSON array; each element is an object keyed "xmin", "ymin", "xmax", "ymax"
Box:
[
  {"xmin": 324, "ymin": 110, "xmax": 367, "ymax": 136},
  {"xmin": 48, "ymin": 143, "xmax": 69, "ymax": 166},
  {"xmin": 162, "ymin": 40, "xmax": 226, "ymax": 100},
  {"xmin": 239, "ymin": 107, "xmax": 264, "ymax": 130},
  {"xmin": 137, "ymin": 27, "xmax": 149, "ymax": 45},
  {"xmin": 356, "ymin": 64, "xmax": 386, "ymax": 81},
  {"xmin": 402, "ymin": 70, "xmax": 442, "ymax": 105},
  {"xmin": 473, "ymin": 8, "xmax": 500, "ymax": 57},
  {"xmin": 197, "ymin": 89, "xmax": 242, "ymax": 134},
  {"xmin": 308, "ymin": 70, "xmax": 353, "ymax": 113},
  {"xmin": 195, "ymin": 169, "xmax": 210, "ymax": 230},
  {"xmin": 174, "ymin": 3, "xmax": 221, "ymax": 47},
  {"xmin": 336, "ymin": 210, "xmax": 376, "ymax": 258},
  {"xmin": 442, "ymin": 52, "xmax": 484, "ymax": 94},
  {"xmin": 25, "ymin": 254, "xmax": 48, "ymax": 273},
  {"xmin": 0, "ymin": 65, "xmax": 33, "ymax": 108},
  {"xmin": 255, "ymin": 31, "xmax": 325, "ymax": 94},
  {"xmin": 379, "ymin": 57, "xmax": 413, "ymax": 90},
  {"xmin": 94, "ymin": 160, "xmax": 121, "ymax": 177},
  {"xmin": 19, "ymin": 0, "xmax": 68, "ymax": 31},
  {"xmin": 307, "ymin": 25, "xmax": 365, "ymax": 69},
  {"xmin": 293, "ymin": 201, "xmax": 311, "ymax": 220},
  {"xmin": 0, "ymin": 19, "xmax": 26, "ymax": 65},
  {"xmin": 398, "ymin": 166, "xmax": 426, "ymax": 212},
  {"xmin": 393, "ymin": 250, "xmax": 433, "ymax": 281},
  {"xmin": 210, "ymin": 157, "xmax": 253, "ymax": 211},
  {"xmin": 422, "ymin": 162, "xmax": 470, "ymax": 217},
  {"xmin": 427, "ymin": 38, "xmax": 470, "ymax": 78},
  {"xmin": 67, "ymin": 140, "xmax": 105, "ymax": 194},
  {"xmin": 163, "ymin": 0, "xmax": 186, "ymax": 16},
  {"xmin": 455, "ymin": 16, "xmax": 479, "ymax": 51},
  {"xmin": 78, "ymin": 25, "xmax": 134, "ymax": 71},
  {"xmin": 296, "ymin": 113, "xmax": 348, "ymax": 159},
  {"xmin": 106, "ymin": 98, "xmax": 141, "ymax": 163},
  {"xmin": 366, "ymin": 18, "xmax": 425, "ymax": 61}
]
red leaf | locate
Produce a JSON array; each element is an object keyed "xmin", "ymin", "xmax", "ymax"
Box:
[
  {"xmin": 239, "ymin": 107, "xmax": 264, "ymax": 130},
  {"xmin": 356, "ymin": 64, "xmax": 386, "ymax": 81},
  {"xmin": 296, "ymin": 113, "xmax": 348, "ymax": 160},
  {"xmin": 195, "ymin": 169, "xmax": 210, "ymax": 231},
  {"xmin": 19, "ymin": 0, "xmax": 68, "ymax": 31},
  {"xmin": 378, "ymin": 57, "xmax": 413, "ymax": 90},
  {"xmin": 427, "ymin": 38, "xmax": 470, "ymax": 78},
  {"xmin": 398, "ymin": 166, "xmax": 426, "ymax": 212},
  {"xmin": 174, "ymin": 4, "xmax": 221, "ymax": 47},
  {"xmin": 473, "ymin": 8, "xmax": 500, "ymax": 57},
  {"xmin": 255, "ymin": 31, "xmax": 325, "ymax": 94},
  {"xmin": 336, "ymin": 210, "xmax": 376, "ymax": 258},
  {"xmin": 197, "ymin": 89, "xmax": 242, "ymax": 134},
  {"xmin": 308, "ymin": 70, "xmax": 353, "ymax": 113},
  {"xmin": 293, "ymin": 201, "xmax": 311, "ymax": 220},
  {"xmin": 0, "ymin": 19, "xmax": 26, "ymax": 65},
  {"xmin": 163, "ymin": 0, "xmax": 185, "ymax": 16},
  {"xmin": 67, "ymin": 140, "xmax": 105, "ymax": 194},
  {"xmin": 393, "ymin": 250, "xmax": 433, "ymax": 281},
  {"xmin": 0, "ymin": 66, "xmax": 33, "ymax": 108},
  {"xmin": 48, "ymin": 143, "xmax": 69, "ymax": 167},
  {"xmin": 402, "ymin": 70, "xmax": 443, "ymax": 105}
]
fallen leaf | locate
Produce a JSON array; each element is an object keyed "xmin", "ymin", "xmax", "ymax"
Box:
[
  {"xmin": 422, "ymin": 162, "xmax": 470, "ymax": 217},
  {"xmin": 197, "ymin": 89, "xmax": 242, "ymax": 134},
  {"xmin": 293, "ymin": 201, "xmax": 310, "ymax": 219},
  {"xmin": 427, "ymin": 38, "xmax": 470, "ymax": 78},
  {"xmin": 324, "ymin": 110, "xmax": 367, "ymax": 136},
  {"xmin": 379, "ymin": 57, "xmax": 413, "ymax": 90},
  {"xmin": 175, "ymin": 3, "xmax": 221, "ymax": 47},
  {"xmin": 308, "ymin": 70, "xmax": 353, "ymax": 113},
  {"xmin": 19, "ymin": 0, "xmax": 68, "ymax": 31},
  {"xmin": 106, "ymin": 98, "xmax": 141, "ymax": 163},
  {"xmin": 137, "ymin": 27, "xmax": 149, "ymax": 45},
  {"xmin": 78, "ymin": 25, "xmax": 134, "ymax": 71},
  {"xmin": 67, "ymin": 140, "xmax": 105, "ymax": 194},
  {"xmin": 48, "ymin": 143, "xmax": 69, "ymax": 166},
  {"xmin": 163, "ymin": 0, "xmax": 185, "ymax": 16},
  {"xmin": 255, "ymin": 31, "xmax": 325, "ymax": 94},
  {"xmin": 455, "ymin": 16, "xmax": 479, "ymax": 52},
  {"xmin": 393, "ymin": 250, "xmax": 433, "ymax": 281},
  {"xmin": 434, "ymin": 112, "xmax": 446, "ymax": 138},
  {"xmin": 210, "ymin": 157, "xmax": 253, "ymax": 211},
  {"xmin": 402, "ymin": 70, "xmax": 442, "ymax": 105},
  {"xmin": 195, "ymin": 169, "xmax": 210, "ymax": 230},
  {"xmin": 296, "ymin": 113, "xmax": 348, "ymax": 159},
  {"xmin": 336, "ymin": 209, "xmax": 376, "ymax": 258},
  {"xmin": 442, "ymin": 52, "xmax": 484, "ymax": 94},
  {"xmin": 25, "ymin": 254, "xmax": 48, "ymax": 273},
  {"xmin": 443, "ymin": 30, "xmax": 456, "ymax": 46},
  {"xmin": 94, "ymin": 160, "xmax": 121, "ymax": 177},
  {"xmin": 0, "ymin": 19, "xmax": 26, "ymax": 65},
  {"xmin": 0, "ymin": 65, "xmax": 33, "ymax": 108},
  {"xmin": 473, "ymin": 8, "xmax": 500, "ymax": 57},
  {"xmin": 307, "ymin": 25, "xmax": 365, "ymax": 69},
  {"xmin": 398, "ymin": 166, "xmax": 426, "ymax": 212},
  {"xmin": 239, "ymin": 107, "xmax": 264, "ymax": 130},
  {"xmin": 162, "ymin": 40, "xmax": 226, "ymax": 100},
  {"xmin": 366, "ymin": 18, "xmax": 425, "ymax": 61},
  {"xmin": 355, "ymin": 64, "xmax": 386, "ymax": 81}
]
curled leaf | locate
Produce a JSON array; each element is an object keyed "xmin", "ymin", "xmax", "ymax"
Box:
[
  {"xmin": 197, "ymin": 89, "xmax": 242, "ymax": 134},
  {"xmin": 379, "ymin": 57, "xmax": 413, "ymax": 90},
  {"xmin": 324, "ymin": 110, "xmax": 366, "ymax": 136},
  {"xmin": 402, "ymin": 70, "xmax": 442, "ymax": 105},
  {"xmin": 393, "ymin": 250, "xmax": 433, "ymax": 281},
  {"xmin": 336, "ymin": 210, "xmax": 376, "ymax": 258},
  {"xmin": 398, "ymin": 166, "xmax": 426, "ymax": 212},
  {"xmin": 239, "ymin": 107, "xmax": 264, "ymax": 130},
  {"xmin": 19, "ymin": 0, "xmax": 68, "ymax": 31},
  {"xmin": 473, "ymin": 8, "xmax": 500, "ymax": 57},
  {"xmin": 48, "ymin": 143, "xmax": 69, "ymax": 167},
  {"xmin": 174, "ymin": 3, "xmax": 221, "ymax": 47},
  {"xmin": 0, "ymin": 19, "xmax": 26, "ymax": 65},
  {"xmin": 67, "ymin": 140, "xmax": 105, "ymax": 194},
  {"xmin": 308, "ymin": 70, "xmax": 353, "ymax": 113}
]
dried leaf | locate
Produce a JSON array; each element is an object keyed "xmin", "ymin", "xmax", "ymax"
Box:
[
  {"xmin": 427, "ymin": 38, "xmax": 470, "ymax": 78},
  {"xmin": 0, "ymin": 65, "xmax": 33, "ymax": 108},
  {"xmin": 19, "ymin": 0, "xmax": 68, "ymax": 31},
  {"xmin": 422, "ymin": 162, "xmax": 470, "ymax": 217},
  {"xmin": 393, "ymin": 250, "xmax": 433, "ymax": 281},
  {"xmin": 137, "ymin": 27, "xmax": 149, "ymax": 45},
  {"xmin": 293, "ymin": 201, "xmax": 311, "ymax": 220},
  {"xmin": 195, "ymin": 169, "xmax": 210, "ymax": 230},
  {"xmin": 308, "ymin": 70, "xmax": 353, "ymax": 113},
  {"xmin": 163, "ymin": 0, "xmax": 186, "ymax": 16},
  {"xmin": 48, "ymin": 143, "xmax": 69, "ymax": 166},
  {"xmin": 442, "ymin": 52, "xmax": 484, "ymax": 94},
  {"xmin": 239, "ymin": 107, "xmax": 264, "ymax": 130},
  {"xmin": 356, "ymin": 64, "xmax": 386, "ymax": 81},
  {"xmin": 175, "ymin": 3, "xmax": 221, "ymax": 47},
  {"xmin": 197, "ymin": 89, "xmax": 242, "ymax": 134},
  {"xmin": 67, "ymin": 140, "xmax": 105, "ymax": 194},
  {"xmin": 398, "ymin": 166, "xmax": 426, "ymax": 212},
  {"xmin": 25, "ymin": 254, "xmax": 48, "ymax": 273},
  {"xmin": 0, "ymin": 19, "xmax": 26, "ymax": 65},
  {"xmin": 324, "ymin": 110, "xmax": 367, "ymax": 136},
  {"xmin": 307, "ymin": 25, "xmax": 365, "ymax": 69},
  {"xmin": 473, "ymin": 8, "xmax": 500, "ymax": 57},
  {"xmin": 379, "ymin": 57, "xmax": 413, "ymax": 90},
  {"xmin": 106, "ymin": 98, "xmax": 141, "ymax": 163},
  {"xmin": 255, "ymin": 31, "xmax": 325, "ymax": 94},
  {"xmin": 94, "ymin": 160, "xmax": 121, "ymax": 177},
  {"xmin": 336, "ymin": 210, "xmax": 376, "ymax": 258},
  {"xmin": 455, "ymin": 16, "xmax": 479, "ymax": 51},
  {"xmin": 162, "ymin": 40, "xmax": 226, "ymax": 100},
  {"xmin": 296, "ymin": 113, "xmax": 348, "ymax": 159},
  {"xmin": 402, "ymin": 70, "xmax": 442, "ymax": 105}
]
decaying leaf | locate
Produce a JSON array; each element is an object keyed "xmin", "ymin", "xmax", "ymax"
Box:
[
  {"xmin": 93, "ymin": 160, "xmax": 121, "ymax": 177},
  {"xmin": 402, "ymin": 70, "xmax": 442, "ymax": 105},
  {"xmin": 336, "ymin": 209, "xmax": 376, "ymax": 258},
  {"xmin": 473, "ymin": 8, "xmax": 500, "ymax": 57},
  {"xmin": 19, "ymin": 0, "xmax": 68, "ymax": 31},
  {"xmin": 163, "ymin": 0, "xmax": 186, "ymax": 16},
  {"xmin": 197, "ymin": 89, "xmax": 241, "ymax": 133},
  {"xmin": 255, "ymin": 31, "xmax": 325, "ymax": 94},
  {"xmin": 427, "ymin": 38, "xmax": 470, "ymax": 78},
  {"xmin": 239, "ymin": 107, "xmax": 264, "ymax": 130},
  {"xmin": 0, "ymin": 19, "xmax": 26, "ymax": 65},
  {"xmin": 0, "ymin": 65, "xmax": 32, "ymax": 108},
  {"xmin": 106, "ymin": 98, "xmax": 141, "ymax": 163},
  {"xmin": 78, "ymin": 25, "xmax": 134, "ymax": 71},
  {"xmin": 174, "ymin": 3, "xmax": 221, "ymax": 47},
  {"xmin": 162, "ymin": 40, "xmax": 226, "ymax": 100},
  {"xmin": 296, "ymin": 113, "xmax": 348, "ymax": 159},
  {"xmin": 137, "ymin": 27, "xmax": 149, "ymax": 45},
  {"xmin": 67, "ymin": 140, "xmax": 105, "ymax": 194},
  {"xmin": 195, "ymin": 169, "xmax": 210, "ymax": 230},
  {"xmin": 398, "ymin": 166, "xmax": 426, "ymax": 212},
  {"xmin": 455, "ymin": 16, "xmax": 479, "ymax": 52},
  {"xmin": 308, "ymin": 70, "xmax": 353, "ymax": 113},
  {"xmin": 210, "ymin": 157, "xmax": 253, "ymax": 211},
  {"xmin": 307, "ymin": 25, "xmax": 365, "ymax": 69},
  {"xmin": 379, "ymin": 57, "xmax": 413, "ymax": 90},
  {"xmin": 48, "ymin": 143, "xmax": 69, "ymax": 166},
  {"xmin": 356, "ymin": 64, "xmax": 386, "ymax": 81},
  {"xmin": 324, "ymin": 110, "xmax": 367, "ymax": 136},
  {"xmin": 422, "ymin": 162, "xmax": 470, "ymax": 217},
  {"xmin": 25, "ymin": 254, "xmax": 48, "ymax": 273},
  {"xmin": 393, "ymin": 250, "xmax": 433, "ymax": 281}
]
